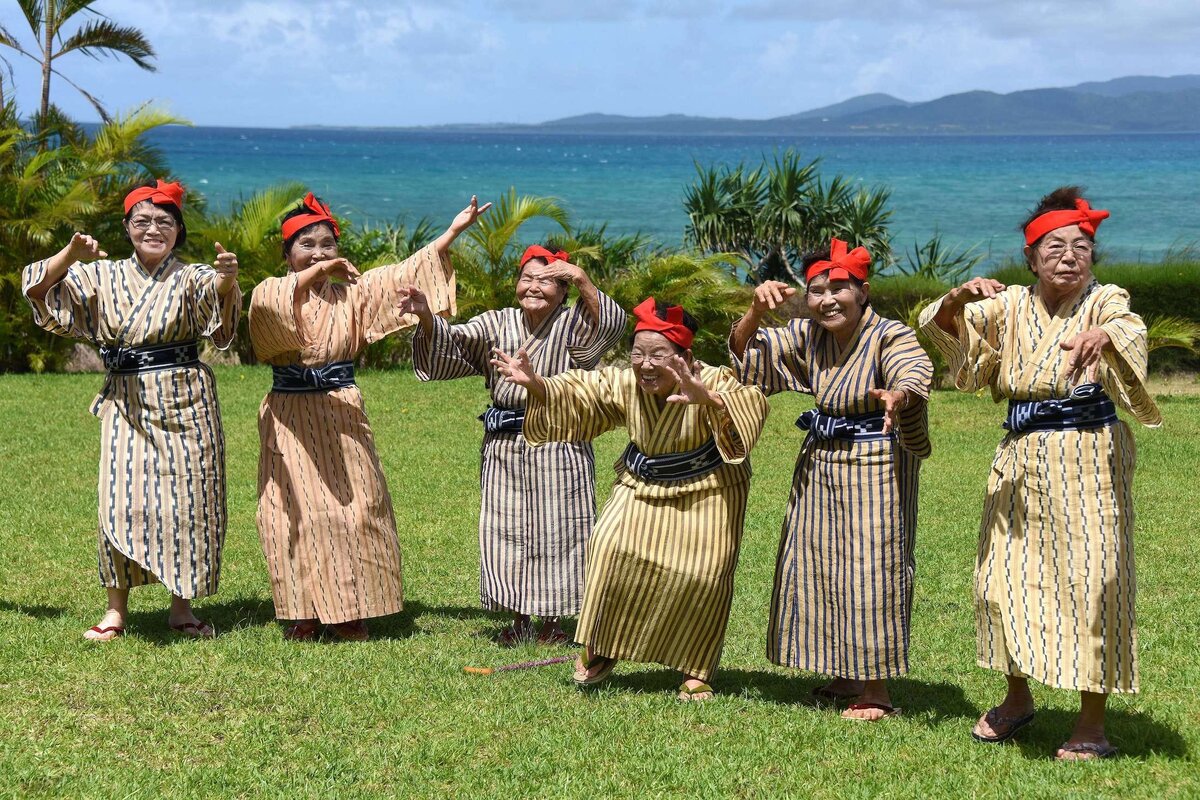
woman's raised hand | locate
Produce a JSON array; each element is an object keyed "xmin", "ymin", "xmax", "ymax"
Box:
[
  {"xmin": 315, "ymin": 257, "xmax": 361, "ymax": 284},
  {"xmin": 64, "ymin": 232, "xmax": 107, "ymax": 263},
  {"xmin": 212, "ymin": 243, "xmax": 240, "ymax": 297},
  {"xmin": 663, "ymin": 354, "xmax": 722, "ymax": 408},
  {"xmin": 1060, "ymin": 327, "xmax": 1111, "ymax": 384},
  {"xmin": 397, "ymin": 285, "xmax": 430, "ymax": 317},
  {"xmin": 450, "ymin": 196, "xmax": 493, "ymax": 237},
  {"xmin": 947, "ymin": 277, "xmax": 1005, "ymax": 308},
  {"xmin": 868, "ymin": 388, "xmax": 909, "ymax": 434},
  {"xmin": 538, "ymin": 260, "xmax": 586, "ymax": 286},
  {"xmin": 751, "ymin": 280, "xmax": 797, "ymax": 314},
  {"xmin": 489, "ymin": 346, "xmax": 543, "ymax": 392}
]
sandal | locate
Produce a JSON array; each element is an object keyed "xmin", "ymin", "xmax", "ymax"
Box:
[
  {"xmin": 497, "ymin": 621, "xmax": 534, "ymax": 648},
  {"xmin": 1056, "ymin": 741, "xmax": 1118, "ymax": 761},
  {"xmin": 842, "ymin": 701, "xmax": 901, "ymax": 721},
  {"xmin": 283, "ymin": 620, "xmax": 323, "ymax": 641},
  {"xmin": 328, "ymin": 620, "xmax": 369, "ymax": 641},
  {"xmin": 572, "ymin": 654, "xmax": 616, "ymax": 686},
  {"xmin": 972, "ymin": 707, "xmax": 1035, "ymax": 743},
  {"xmin": 169, "ymin": 620, "xmax": 215, "ymax": 639},
  {"xmin": 83, "ymin": 624, "xmax": 125, "ymax": 642},
  {"xmin": 677, "ymin": 681, "xmax": 714, "ymax": 703},
  {"xmin": 536, "ymin": 624, "xmax": 570, "ymax": 647}
]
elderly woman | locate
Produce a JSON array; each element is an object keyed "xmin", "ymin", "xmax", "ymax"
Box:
[
  {"xmin": 406, "ymin": 246, "xmax": 626, "ymax": 646},
  {"xmin": 248, "ymin": 193, "xmax": 488, "ymax": 642},
  {"xmin": 22, "ymin": 179, "xmax": 241, "ymax": 641},
  {"xmin": 919, "ymin": 187, "xmax": 1161, "ymax": 760},
  {"xmin": 730, "ymin": 239, "xmax": 933, "ymax": 721},
  {"xmin": 492, "ymin": 298, "xmax": 769, "ymax": 701}
]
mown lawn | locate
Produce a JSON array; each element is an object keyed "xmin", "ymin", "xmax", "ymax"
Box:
[{"xmin": 0, "ymin": 366, "xmax": 1197, "ymax": 799}]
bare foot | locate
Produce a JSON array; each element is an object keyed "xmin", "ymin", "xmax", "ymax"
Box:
[{"xmin": 841, "ymin": 680, "xmax": 897, "ymax": 721}]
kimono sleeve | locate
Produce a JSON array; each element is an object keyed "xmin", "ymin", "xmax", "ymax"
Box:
[
  {"xmin": 191, "ymin": 264, "xmax": 242, "ymax": 350},
  {"xmin": 355, "ymin": 243, "xmax": 456, "ymax": 343},
  {"xmin": 730, "ymin": 319, "xmax": 811, "ymax": 396},
  {"xmin": 523, "ymin": 366, "xmax": 628, "ymax": 445},
  {"xmin": 703, "ymin": 365, "xmax": 769, "ymax": 464},
  {"xmin": 21, "ymin": 259, "xmax": 101, "ymax": 341},
  {"xmin": 1095, "ymin": 284, "xmax": 1162, "ymax": 427},
  {"xmin": 249, "ymin": 274, "xmax": 305, "ymax": 361},
  {"xmin": 564, "ymin": 290, "xmax": 628, "ymax": 368},
  {"xmin": 918, "ymin": 291, "xmax": 1008, "ymax": 393},
  {"xmin": 879, "ymin": 323, "xmax": 934, "ymax": 459},
  {"xmin": 411, "ymin": 312, "xmax": 496, "ymax": 381}
]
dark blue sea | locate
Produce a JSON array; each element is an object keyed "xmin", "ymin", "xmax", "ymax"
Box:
[{"xmin": 147, "ymin": 127, "xmax": 1200, "ymax": 265}]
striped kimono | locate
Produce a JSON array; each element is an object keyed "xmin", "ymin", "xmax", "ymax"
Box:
[
  {"xmin": 736, "ymin": 308, "xmax": 932, "ymax": 679},
  {"xmin": 411, "ymin": 293, "xmax": 626, "ymax": 617},
  {"xmin": 22, "ymin": 254, "xmax": 240, "ymax": 597},
  {"xmin": 524, "ymin": 365, "xmax": 769, "ymax": 681},
  {"xmin": 920, "ymin": 280, "xmax": 1160, "ymax": 694},
  {"xmin": 249, "ymin": 244, "xmax": 454, "ymax": 624}
]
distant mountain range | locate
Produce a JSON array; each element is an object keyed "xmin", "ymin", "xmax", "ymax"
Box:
[{"xmin": 344, "ymin": 75, "xmax": 1200, "ymax": 136}]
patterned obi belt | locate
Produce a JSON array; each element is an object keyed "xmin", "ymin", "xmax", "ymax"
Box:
[
  {"xmin": 621, "ymin": 438, "xmax": 724, "ymax": 483},
  {"xmin": 479, "ymin": 405, "xmax": 526, "ymax": 434},
  {"xmin": 100, "ymin": 340, "xmax": 199, "ymax": 375},
  {"xmin": 271, "ymin": 361, "xmax": 356, "ymax": 393},
  {"xmin": 796, "ymin": 408, "xmax": 890, "ymax": 442},
  {"xmin": 1003, "ymin": 383, "xmax": 1117, "ymax": 434}
]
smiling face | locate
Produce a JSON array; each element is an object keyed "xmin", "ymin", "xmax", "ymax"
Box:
[
  {"xmin": 630, "ymin": 330, "xmax": 688, "ymax": 398},
  {"xmin": 804, "ymin": 274, "xmax": 869, "ymax": 341},
  {"xmin": 1025, "ymin": 223, "xmax": 1094, "ymax": 301},
  {"xmin": 285, "ymin": 222, "xmax": 339, "ymax": 273},
  {"xmin": 125, "ymin": 200, "xmax": 180, "ymax": 268},
  {"xmin": 515, "ymin": 259, "xmax": 568, "ymax": 321}
]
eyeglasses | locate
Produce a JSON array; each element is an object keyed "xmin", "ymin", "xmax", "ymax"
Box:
[
  {"xmin": 293, "ymin": 240, "xmax": 337, "ymax": 253},
  {"xmin": 630, "ymin": 352, "xmax": 673, "ymax": 366},
  {"xmin": 1040, "ymin": 241, "xmax": 1094, "ymax": 259},
  {"xmin": 129, "ymin": 215, "xmax": 177, "ymax": 232}
]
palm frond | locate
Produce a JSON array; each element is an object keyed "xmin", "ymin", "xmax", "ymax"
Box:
[{"xmin": 54, "ymin": 20, "xmax": 156, "ymax": 70}]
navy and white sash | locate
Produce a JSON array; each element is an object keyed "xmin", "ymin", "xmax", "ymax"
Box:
[
  {"xmin": 100, "ymin": 340, "xmax": 200, "ymax": 375},
  {"xmin": 1003, "ymin": 382, "xmax": 1118, "ymax": 434},
  {"xmin": 796, "ymin": 408, "xmax": 890, "ymax": 442},
  {"xmin": 479, "ymin": 405, "xmax": 526, "ymax": 434},
  {"xmin": 621, "ymin": 438, "xmax": 724, "ymax": 483},
  {"xmin": 271, "ymin": 360, "xmax": 356, "ymax": 393}
]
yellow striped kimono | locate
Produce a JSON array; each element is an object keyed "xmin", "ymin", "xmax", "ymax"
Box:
[
  {"xmin": 523, "ymin": 365, "xmax": 769, "ymax": 681},
  {"xmin": 919, "ymin": 280, "xmax": 1161, "ymax": 693},
  {"xmin": 249, "ymin": 244, "xmax": 454, "ymax": 624},
  {"xmin": 412, "ymin": 293, "xmax": 627, "ymax": 617},
  {"xmin": 734, "ymin": 308, "xmax": 933, "ymax": 679},
  {"xmin": 22, "ymin": 254, "xmax": 240, "ymax": 597}
]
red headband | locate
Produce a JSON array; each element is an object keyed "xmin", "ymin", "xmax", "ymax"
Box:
[
  {"xmin": 520, "ymin": 245, "xmax": 569, "ymax": 268},
  {"xmin": 1023, "ymin": 198, "xmax": 1109, "ymax": 245},
  {"xmin": 124, "ymin": 180, "xmax": 185, "ymax": 214},
  {"xmin": 632, "ymin": 296, "xmax": 694, "ymax": 350},
  {"xmin": 805, "ymin": 237, "xmax": 871, "ymax": 283},
  {"xmin": 281, "ymin": 193, "xmax": 340, "ymax": 242}
]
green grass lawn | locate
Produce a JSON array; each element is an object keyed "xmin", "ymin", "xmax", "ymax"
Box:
[{"xmin": 1, "ymin": 366, "xmax": 1197, "ymax": 798}]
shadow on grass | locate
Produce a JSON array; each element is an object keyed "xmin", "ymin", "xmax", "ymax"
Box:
[
  {"xmin": 0, "ymin": 599, "xmax": 71, "ymax": 619},
  {"xmin": 1008, "ymin": 706, "xmax": 1189, "ymax": 761}
]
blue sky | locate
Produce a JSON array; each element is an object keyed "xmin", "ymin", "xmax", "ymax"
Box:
[{"xmin": 2, "ymin": 0, "xmax": 1199, "ymax": 128}]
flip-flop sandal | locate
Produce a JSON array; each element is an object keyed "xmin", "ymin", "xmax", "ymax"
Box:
[
  {"xmin": 328, "ymin": 620, "xmax": 369, "ymax": 642},
  {"xmin": 283, "ymin": 620, "xmax": 323, "ymax": 641},
  {"xmin": 572, "ymin": 654, "xmax": 615, "ymax": 686},
  {"xmin": 84, "ymin": 625, "xmax": 125, "ymax": 641},
  {"xmin": 536, "ymin": 627, "xmax": 570, "ymax": 646},
  {"xmin": 972, "ymin": 707, "xmax": 1035, "ymax": 743},
  {"xmin": 1056, "ymin": 741, "xmax": 1118, "ymax": 761},
  {"xmin": 677, "ymin": 682, "xmax": 715, "ymax": 702},
  {"xmin": 497, "ymin": 623, "xmax": 533, "ymax": 648},
  {"xmin": 169, "ymin": 620, "xmax": 215, "ymax": 639},
  {"xmin": 842, "ymin": 702, "xmax": 901, "ymax": 721}
]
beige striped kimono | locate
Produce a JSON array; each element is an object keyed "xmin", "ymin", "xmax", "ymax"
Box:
[
  {"xmin": 919, "ymin": 280, "xmax": 1161, "ymax": 693},
  {"xmin": 22, "ymin": 254, "xmax": 240, "ymax": 597},
  {"xmin": 524, "ymin": 365, "xmax": 769, "ymax": 681},
  {"xmin": 734, "ymin": 308, "xmax": 933, "ymax": 679},
  {"xmin": 411, "ymin": 293, "xmax": 627, "ymax": 617},
  {"xmin": 249, "ymin": 244, "xmax": 454, "ymax": 624}
]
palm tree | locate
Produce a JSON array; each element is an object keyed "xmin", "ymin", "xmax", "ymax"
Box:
[{"xmin": 0, "ymin": 0, "xmax": 156, "ymax": 129}]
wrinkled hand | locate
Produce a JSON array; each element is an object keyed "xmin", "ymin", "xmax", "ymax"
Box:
[
  {"xmin": 315, "ymin": 257, "xmax": 361, "ymax": 284},
  {"xmin": 65, "ymin": 232, "xmax": 107, "ymax": 263},
  {"xmin": 751, "ymin": 280, "xmax": 797, "ymax": 314},
  {"xmin": 489, "ymin": 347, "xmax": 538, "ymax": 390},
  {"xmin": 868, "ymin": 388, "xmax": 909, "ymax": 434},
  {"xmin": 449, "ymin": 195, "xmax": 492, "ymax": 237},
  {"xmin": 397, "ymin": 285, "xmax": 430, "ymax": 316},
  {"xmin": 1060, "ymin": 327, "xmax": 1111, "ymax": 384},
  {"xmin": 537, "ymin": 260, "xmax": 585, "ymax": 286},
  {"xmin": 663, "ymin": 354, "xmax": 719, "ymax": 407},
  {"xmin": 213, "ymin": 242, "xmax": 239, "ymax": 279},
  {"xmin": 946, "ymin": 277, "xmax": 1006, "ymax": 310}
]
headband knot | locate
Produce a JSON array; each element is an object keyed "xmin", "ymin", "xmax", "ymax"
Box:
[
  {"xmin": 281, "ymin": 193, "xmax": 340, "ymax": 242},
  {"xmin": 520, "ymin": 245, "xmax": 569, "ymax": 268},
  {"xmin": 632, "ymin": 296, "xmax": 694, "ymax": 350},
  {"xmin": 805, "ymin": 237, "xmax": 871, "ymax": 283},
  {"xmin": 124, "ymin": 180, "xmax": 185, "ymax": 214},
  {"xmin": 1023, "ymin": 198, "xmax": 1109, "ymax": 245}
]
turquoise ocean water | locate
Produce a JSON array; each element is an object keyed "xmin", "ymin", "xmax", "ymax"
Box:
[{"xmin": 148, "ymin": 127, "xmax": 1200, "ymax": 266}]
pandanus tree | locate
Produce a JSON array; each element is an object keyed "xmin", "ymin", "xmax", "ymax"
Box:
[{"xmin": 0, "ymin": 0, "xmax": 156, "ymax": 132}]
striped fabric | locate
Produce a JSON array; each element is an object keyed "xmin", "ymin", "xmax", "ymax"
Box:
[
  {"xmin": 248, "ymin": 244, "xmax": 454, "ymax": 623},
  {"xmin": 919, "ymin": 280, "xmax": 1161, "ymax": 693},
  {"xmin": 411, "ymin": 293, "xmax": 627, "ymax": 617},
  {"xmin": 22, "ymin": 254, "xmax": 240, "ymax": 598},
  {"xmin": 523, "ymin": 365, "xmax": 769, "ymax": 681},
  {"xmin": 735, "ymin": 308, "xmax": 933, "ymax": 679}
]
